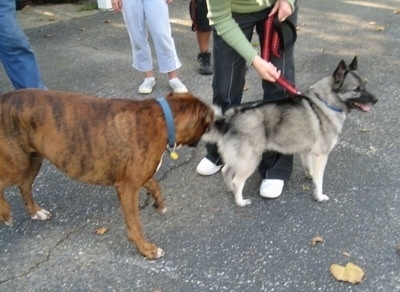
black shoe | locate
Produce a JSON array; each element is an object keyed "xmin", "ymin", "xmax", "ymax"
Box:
[{"xmin": 197, "ymin": 52, "xmax": 213, "ymax": 75}]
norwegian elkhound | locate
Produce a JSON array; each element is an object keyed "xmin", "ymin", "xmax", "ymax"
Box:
[{"xmin": 202, "ymin": 57, "xmax": 377, "ymax": 207}]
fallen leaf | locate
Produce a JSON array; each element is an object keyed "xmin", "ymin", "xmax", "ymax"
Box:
[
  {"xmin": 330, "ymin": 262, "xmax": 365, "ymax": 284},
  {"xmin": 44, "ymin": 34, "xmax": 53, "ymax": 38},
  {"xmin": 368, "ymin": 22, "xmax": 385, "ymax": 31},
  {"xmin": 342, "ymin": 252, "xmax": 351, "ymax": 257},
  {"xmin": 360, "ymin": 128, "xmax": 369, "ymax": 132},
  {"xmin": 393, "ymin": 9, "xmax": 400, "ymax": 14},
  {"xmin": 368, "ymin": 146, "xmax": 378, "ymax": 153},
  {"xmin": 105, "ymin": 19, "xmax": 112, "ymax": 23},
  {"xmin": 95, "ymin": 226, "xmax": 108, "ymax": 235},
  {"xmin": 48, "ymin": 16, "xmax": 56, "ymax": 21},
  {"xmin": 302, "ymin": 185, "xmax": 310, "ymax": 191},
  {"xmin": 79, "ymin": 28, "xmax": 85, "ymax": 31},
  {"xmin": 312, "ymin": 236, "xmax": 324, "ymax": 245}
]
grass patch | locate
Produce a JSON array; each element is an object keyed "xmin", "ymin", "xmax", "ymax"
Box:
[{"xmin": 78, "ymin": 2, "xmax": 98, "ymax": 11}]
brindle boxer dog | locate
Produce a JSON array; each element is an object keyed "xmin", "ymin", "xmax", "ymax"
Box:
[{"xmin": 0, "ymin": 89, "xmax": 213, "ymax": 259}]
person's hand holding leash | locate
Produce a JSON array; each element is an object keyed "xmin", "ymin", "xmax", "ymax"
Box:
[
  {"xmin": 269, "ymin": 0, "xmax": 293, "ymax": 22},
  {"xmin": 252, "ymin": 54, "xmax": 281, "ymax": 82},
  {"xmin": 252, "ymin": 0, "xmax": 293, "ymax": 82}
]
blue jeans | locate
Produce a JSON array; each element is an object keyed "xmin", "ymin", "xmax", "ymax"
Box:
[
  {"xmin": 0, "ymin": 0, "xmax": 46, "ymax": 89},
  {"xmin": 206, "ymin": 5, "xmax": 298, "ymax": 181}
]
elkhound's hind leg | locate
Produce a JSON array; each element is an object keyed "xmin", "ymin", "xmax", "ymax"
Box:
[
  {"xmin": 223, "ymin": 157, "xmax": 259, "ymax": 207},
  {"xmin": 221, "ymin": 166, "xmax": 235, "ymax": 193},
  {"xmin": 299, "ymin": 152, "xmax": 313, "ymax": 179}
]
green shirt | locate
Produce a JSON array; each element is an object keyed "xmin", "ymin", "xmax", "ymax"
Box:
[{"xmin": 206, "ymin": 0, "xmax": 296, "ymax": 66}]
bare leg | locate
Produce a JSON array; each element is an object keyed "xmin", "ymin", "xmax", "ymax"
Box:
[
  {"xmin": 144, "ymin": 70, "xmax": 154, "ymax": 78},
  {"xmin": 167, "ymin": 70, "xmax": 178, "ymax": 80},
  {"xmin": 197, "ymin": 31, "xmax": 211, "ymax": 53}
]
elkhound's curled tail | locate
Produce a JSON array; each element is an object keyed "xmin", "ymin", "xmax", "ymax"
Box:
[{"xmin": 201, "ymin": 106, "xmax": 226, "ymax": 142}]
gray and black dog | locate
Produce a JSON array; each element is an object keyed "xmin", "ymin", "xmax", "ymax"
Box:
[{"xmin": 202, "ymin": 57, "xmax": 377, "ymax": 207}]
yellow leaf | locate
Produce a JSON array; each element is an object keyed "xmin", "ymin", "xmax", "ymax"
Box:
[
  {"xmin": 95, "ymin": 226, "xmax": 108, "ymax": 235},
  {"xmin": 342, "ymin": 252, "xmax": 351, "ymax": 257},
  {"xmin": 393, "ymin": 9, "xmax": 400, "ymax": 14},
  {"xmin": 312, "ymin": 236, "xmax": 324, "ymax": 245},
  {"xmin": 368, "ymin": 146, "xmax": 378, "ymax": 153},
  {"xmin": 330, "ymin": 262, "xmax": 365, "ymax": 284}
]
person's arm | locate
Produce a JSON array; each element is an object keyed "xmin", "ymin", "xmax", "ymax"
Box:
[
  {"xmin": 206, "ymin": 0, "xmax": 295, "ymax": 82},
  {"xmin": 206, "ymin": 0, "xmax": 257, "ymax": 67}
]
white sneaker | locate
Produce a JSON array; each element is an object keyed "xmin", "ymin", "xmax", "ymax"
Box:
[
  {"xmin": 259, "ymin": 179, "xmax": 284, "ymax": 198},
  {"xmin": 196, "ymin": 158, "xmax": 222, "ymax": 176},
  {"xmin": 169, "ymin": 78, "xmax": 188, "ymax": 93},
  {"xmin": 138, "ymin": 77, "xmax": 155, "ymax": 94}
]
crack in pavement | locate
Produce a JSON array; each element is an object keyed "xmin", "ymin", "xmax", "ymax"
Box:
[{"xmin": 0, "ymin": 223, "xmax": 87, "ymax": 285}]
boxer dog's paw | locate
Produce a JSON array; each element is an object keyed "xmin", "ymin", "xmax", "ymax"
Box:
[
  {"xmin": 31, "ymin": 208, "xmax": 51, "ymax": 220},
  {"xmin": 142, "ymin": 244, "xmax": 165, "ymax": 260}
]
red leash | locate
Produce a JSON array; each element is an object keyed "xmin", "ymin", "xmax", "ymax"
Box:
[{"xmin": 261, "ymin": 14, "xmax": 302, "ymax": 96}]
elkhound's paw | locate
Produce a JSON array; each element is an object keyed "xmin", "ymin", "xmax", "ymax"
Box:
[
  {"xmin": 304, "ymin": 171, "xmax": 313, "ymax": 179},
  {"xmin": 235, "ymin": 199, "xmax": 252, "ymax": 207},
  {"xmin": 31, "ymin": 208, "xmax": 51, "ymax": 220},
  {"xmin": 315, "ymin": 194, "xmax": 329, "ymax": 202}
]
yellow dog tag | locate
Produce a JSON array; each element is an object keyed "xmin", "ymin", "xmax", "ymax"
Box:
[{"xmin": 170, "ymin": 151, "xmax": 179, "ymax": 160}]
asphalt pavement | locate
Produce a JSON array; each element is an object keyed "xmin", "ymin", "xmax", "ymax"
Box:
[{"xmin": 1, "ymin": 1, "xmax": 400, "ymax": 291}]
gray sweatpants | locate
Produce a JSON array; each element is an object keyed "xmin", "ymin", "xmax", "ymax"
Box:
[{"xmin": 122, "ymin": 0, "xmax": 181, "ymax": 73}]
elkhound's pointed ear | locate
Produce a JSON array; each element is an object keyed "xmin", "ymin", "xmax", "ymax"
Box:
[
  {"xmin": 332, "ymin": 60, "xmax": 346, "ymax": 90},
  {"xmin": 348, "ymin": 56, "xmax": 358, "ymax": 71}
]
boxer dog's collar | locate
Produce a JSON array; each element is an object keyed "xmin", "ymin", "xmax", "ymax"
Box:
[{"xmin": 156, "ymin": 97, "xmax": 179, "ymax": 160}]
